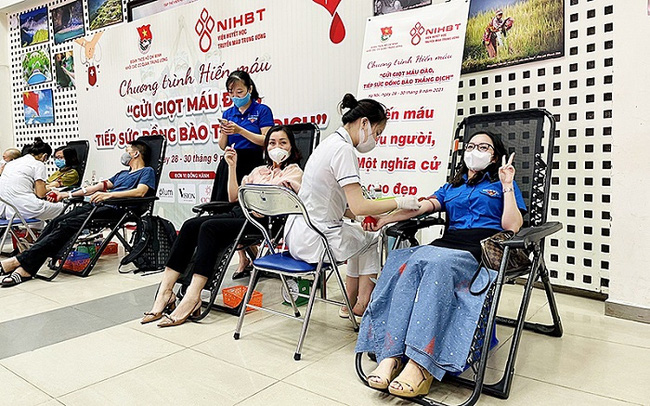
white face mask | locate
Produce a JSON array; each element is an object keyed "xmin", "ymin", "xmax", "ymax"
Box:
[
  {"xmin": 268, "ymin": 147, "xmax": 290, "ymax": 164},
  {"xmin": 463, "ymin": 149, "xmax": 493, "ymax": 171},
  {"xmin": 356, "ymin": 120, "xmax": 376, "ymax": 153}
]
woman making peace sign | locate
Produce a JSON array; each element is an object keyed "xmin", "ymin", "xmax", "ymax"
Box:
[{"xmin": 355, "ymin": 131, "xmax": 526, "ymax": 398}]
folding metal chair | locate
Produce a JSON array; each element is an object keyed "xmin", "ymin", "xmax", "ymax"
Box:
[
  {"xmin": 0, "ymin": 196, "xmax": 40, "ymax": 254},
  {"xmin": 37, "ymin": 135, "xmax": 167, "ymax": 280},
  {"xmin": 178, "ymin": 123, "xmax": 321, "ymax": 320},
  {"xmin": 355, "ymin": 109, "xmax": 563, "ymax": 405},
  {"xmin": 234, "ymin": 184, "xmax": 359, "ymax": 360}
]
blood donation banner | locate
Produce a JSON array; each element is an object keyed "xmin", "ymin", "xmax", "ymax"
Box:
[
  {"xmin": 74, "ymin": 0, "xmax": 370, "ymax": 226},
  {"xmin": 356, "ymin": 1, "xmax": 469, "ymax": 198}
]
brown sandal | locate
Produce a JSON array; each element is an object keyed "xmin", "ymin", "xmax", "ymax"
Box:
[
  {"xmin": 141, "ymin": 292, "xmax": 177, "ymax": 324},
  {"xmin": 388, "ymin": 363, "xmax": 433, "ymax": 398}
]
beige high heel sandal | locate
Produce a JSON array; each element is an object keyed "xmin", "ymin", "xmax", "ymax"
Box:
[
  {"xmin": 141, "ymin": 292, "xmax": 177, "ymax": 324},
  {"xmin": 388, "ymin": 362, "xmax": 433, "ymax": 398},
  {"xmin": 367, "ymin": 357, "xmax": 403, "ymax": 390}
]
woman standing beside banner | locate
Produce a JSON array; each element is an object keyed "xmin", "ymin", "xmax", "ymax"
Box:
[{"xmin": 215, "ymin": 70, "xmax": 275, "ymax": 201}]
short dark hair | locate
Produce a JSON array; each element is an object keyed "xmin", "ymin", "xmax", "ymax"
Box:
[
  {"xmin": 30, "ymin": 137, "xmax": 53, "ymax": 158},
  {"xmin": 450, "ymin": 131, "xmax": 508, "ymax": 187},
  {"xmin": 226, "ymin": 70, "xmax": 260, "ymax": 101},
  {"xmin": 338, "ymin": 93, "xmax": 387, "ymax": 126},
  {"xmin": 128, "ymin": 140, "xmax": 150, "ymax": 164},
  {"xmin": 263, "ymin": 125, "xmax": 302, "ymax": 169}
]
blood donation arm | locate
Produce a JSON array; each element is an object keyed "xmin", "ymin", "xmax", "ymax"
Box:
[{"xmin": 343, "ymin": 183, "xmax": 398, "ymax": 216}]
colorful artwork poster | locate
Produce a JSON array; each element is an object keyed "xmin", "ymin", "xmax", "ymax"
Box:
[
  {"xmin": 374, "ymin": 0, "xmax": 432, "ymax": 16},
  {"xmin": 54, "ymin": 51, "xmax": 75, "ymax": 88},
  {"xmin": 52, "ymin": 0, "xmax": 86, "ymax": 45},
  {"xmin": 23, "ymin": 89, "xmax": 55, "ymax": 125},
  {"xmin": 89, "ymin": 0, "xmax": 124, "ymax": 31},
  {"xmin": 20, "ymin": 7, "xmax": 49, "ymax": 47},
  {"xmin": 462, "ymin": 0, "xmax": 564, "ymax": 73},
  {"xmin": 22, "ymin": 48, "xmax": 53, "ymax": 85}
]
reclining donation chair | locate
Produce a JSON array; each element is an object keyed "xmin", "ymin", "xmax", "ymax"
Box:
[
  {"xmin": 177, "ymin": 123, "xmax": 321, "ymax": 320},
  {"xmin": 38, "ymin": 135, "xmax": 167, "ymax": 280},
  {"xmin": 355, "ymin": 109, "xmax": 563, "ymax": 405},
  {"xmin": 64, "ymin": 139, "xmax": 90, "ymax": 188},
  {"xmin": 234, "ymin": 184, "xmax": 359, "ymax": 360}
]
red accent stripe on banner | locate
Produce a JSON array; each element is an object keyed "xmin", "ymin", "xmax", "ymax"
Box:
[{"xmin": 169, "ymin": 171, "xmax": 216, "ymax": 180}]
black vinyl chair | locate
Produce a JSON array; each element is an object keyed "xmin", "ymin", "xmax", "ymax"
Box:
[
  {"xmin": 178, "ymin": 123, "xmax": 321, "ymax": 320},
  {"xmin": 65, "ymin": 140, "xmax": 90, "ymax": 188},
  {"xmin": 355, "ymin": 109, "xmax": 563, "ymax": 405},
  {"xmin": 38, "ymin": 135, "xmax": 167, "ymax": 280}
]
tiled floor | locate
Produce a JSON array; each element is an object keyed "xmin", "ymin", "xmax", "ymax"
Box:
[{"xmin": 1, "ymin": 254, "xmax": 649, "ymax": 406}]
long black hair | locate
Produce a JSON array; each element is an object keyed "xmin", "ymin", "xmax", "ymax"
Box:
[
  {"xmin": 263, "ymin": 125, "xmax": 302, "ymax": 169},
  {"xmin": 30, "ymin": 137, "xmax": 52, "ymax": 159},
  {"xmin": 450, "ymin": 131, "xmax": 507, "ymax": 187},
  {"xmin": 226, "ymin": 70, "xmax": 260, "ymax": 101},
  {"xmin": 338, "ymin": 93, "xmax": 387, "ymax": 126}
]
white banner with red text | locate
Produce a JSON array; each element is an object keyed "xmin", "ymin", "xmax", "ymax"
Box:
[
  {"xmin": 75, "ymin": 0, "xmax": 371, "ymax": 226},
  {"xmin": 356, "ymin": 1, "xmax": 469, "ymax": 198}
]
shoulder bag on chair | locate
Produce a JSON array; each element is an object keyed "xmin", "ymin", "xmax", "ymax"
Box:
[{"xmin": 480, "ymin": 230, "xmax": 531, "ymax": 273}]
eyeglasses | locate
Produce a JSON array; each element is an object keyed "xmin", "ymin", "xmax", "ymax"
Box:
[{"xmin": 465, "ymin": 143, "xmax": 494, "ymax": 153}]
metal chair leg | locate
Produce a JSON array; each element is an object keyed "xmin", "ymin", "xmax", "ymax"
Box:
[
  {"xmin": 294, "ymin": 271, "xmax": 322, "ymax": 361},
  {"xmin": 234, "ymin": 265, "xmax": 259, "ymax": 340},
  {"xmin": 279, "ymin": 274, "xmax": 301, "ymax": 317}
]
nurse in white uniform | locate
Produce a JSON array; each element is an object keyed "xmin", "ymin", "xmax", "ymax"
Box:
[
  {"xmin": 0, "ymin": 138, "xmax": 64, "ymax": 221},
  {"xmin": 285, "ymin": 94, "xmax": 421, "ymax": 319}
]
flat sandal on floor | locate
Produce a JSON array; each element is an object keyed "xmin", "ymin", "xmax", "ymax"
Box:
[{"xmin": 1, "ymin": 272, "xmax": 32, "ymax": 287}]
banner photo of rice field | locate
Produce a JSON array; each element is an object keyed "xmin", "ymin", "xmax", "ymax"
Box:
[
  {"xmin": 462, "ymin": 0, "xmax": 564, "ymax": 73},
  {"xmin": 22, "ymin": 48, "xmax": 52, "ymax": 85},
  {"xmin": 20, "ymin": 7, "xmax": 49, "ymax": 47},
  {"xmin": 54, "ymin": 51, "xmax": 75, "ymax": 88},
  {"xmin": 52, "ymin": 0, "xmax": 86, "ymax": 45},
  {"xmin": 23, "ymin": 89, "xmax": 55, "ymax": 125},
  {"xmin": 89, "ymin": 0, "xmax": 123, "ymax": 31}
]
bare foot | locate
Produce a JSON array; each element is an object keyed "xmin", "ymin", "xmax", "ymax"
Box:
[{"xmin": 0, "ymin": 257, "xmax": 20, "ymax": 274}]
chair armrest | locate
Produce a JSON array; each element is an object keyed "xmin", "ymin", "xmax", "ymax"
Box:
[
  {"xmin": 100, "ymin": 196, "xmax": 159, "ymax": 207},
  {"xmin": 385, "ymin": 215, "xmax": 445, "ymax": 238},
  {"xmin": 502, "ymin": 221, "xmax": 563, "ymax": 249},
  {"xmin": 62, "ymin": 196, "xmax": 85, "ymax": 204},
  {"xmin": 192, "ymin": 201, "xmax": 237, "ymax": 214}
]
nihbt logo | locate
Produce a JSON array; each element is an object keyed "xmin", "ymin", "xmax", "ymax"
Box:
[
  {"xmin": 137, "ymin": 25, "xmax": 152, "ymax": 54},
  {"xmin": 195, "ymin": 8, "xmax": 215, "ymax": 53},
  {"xmin": 380, "ymin": 26, "xmax": 392, "ymax": 42},
  {"xmin": 410, "ymin": 22, "xmax": 425, "ymax": 46}
]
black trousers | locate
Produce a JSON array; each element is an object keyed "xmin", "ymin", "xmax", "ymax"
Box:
[
  {"xmin": 166, "ymin": 207, "xmax": 266, "ymax": 278},
  {"xmin": 212, "ymin": 148, "xmax": 263, "ymax": 202},
  {"xmin": 17, "ymin": 204, "xmax": 125, "ymax": 276}
]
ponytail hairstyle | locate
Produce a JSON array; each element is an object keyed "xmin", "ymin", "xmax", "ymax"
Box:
[
  {"xmin": 450, "ymin": 131, "xmax": 507, "ymax": 187},
  {"xmin": 338, "ymin": 93, "xmax": 387, "ymax": 127},
  {"xmin": 226, "ymin": 70, "xmax": 260, "ymax": 101},
  {"xmin": 29, "ymin": 137, "xmax": 53, "ymax": 159}
]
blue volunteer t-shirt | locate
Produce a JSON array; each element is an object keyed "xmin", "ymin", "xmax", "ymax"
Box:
[
  {"xmin": 221, "ymin": 100, "xmax": 274, "ymax": 150},
  {"xmin": 432, "ymin": 173, "xmax": 527, "ymax": 231},
  {"xmin": 109, "ymin": 167, "xmax": 156, "ymax": 194}
]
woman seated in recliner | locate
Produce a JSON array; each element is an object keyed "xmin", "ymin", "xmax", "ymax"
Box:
[
  {"xmin": 143, "ymin": 125, "xmax": 303, "ymax": 328},
  {"xmin": 356, "ymin": 131, "xmax": 527, "ymax": 398}
]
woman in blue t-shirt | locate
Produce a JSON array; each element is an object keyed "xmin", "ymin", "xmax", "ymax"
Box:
[
  {"xmin": 214, "ymin": 70, "xmax": 275, "ymax": 202},
  {"xmin": 355, "ymin": 131, "xmax": 527, "ymax": 398}
]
